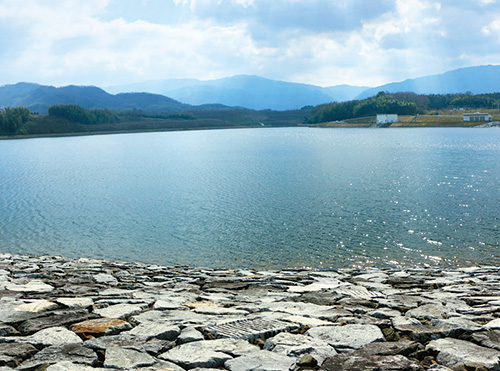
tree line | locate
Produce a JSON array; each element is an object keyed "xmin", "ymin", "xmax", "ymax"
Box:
[
  {"xmin": 306, "ymin": 92, "xmax": 418, "ymax": 124},
  {"xmin": 306, "ymin": 91, "xmax": 500, "ymax": 124},
  {"xmin": 48, "ymin": 104, "xmax": 120, "ymax": 125},
  {"xmin": 391, "ymin": 92, "xmax": 500, "ymax": 110}
]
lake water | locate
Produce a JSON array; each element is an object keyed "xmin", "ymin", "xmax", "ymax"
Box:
[{"xmin": 1, "ymin": 127, "xmax": 499, "ymax": 269}]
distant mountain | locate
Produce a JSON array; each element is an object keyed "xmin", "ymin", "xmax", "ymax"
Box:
[
  {"xmin": 0, "ymin": 83, "xmax": 191, "ymax": 114},
  {"xmin": 4, "ymin": 65, "xmax": 498, "ymax": 114},
  {"xmin": 357, "ymin": 65, "xmax": 500, "ymax": 99},
  {"xmin": 107, "ymin": 75, "xmax": 367, "ymax": 110}
]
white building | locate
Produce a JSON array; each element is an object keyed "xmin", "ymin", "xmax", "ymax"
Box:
[
  {"xmin": 376, "ymin": 114, "xmax": 398, "ymax": 125},
  {"xmin": 463, "ymin": 112, "xmax": 492, "ymax": 122}
]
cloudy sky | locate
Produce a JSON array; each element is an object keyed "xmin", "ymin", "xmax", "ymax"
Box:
[{"xmin": 1, "ymin": 0, "xmax": 499, "ymax": 88}]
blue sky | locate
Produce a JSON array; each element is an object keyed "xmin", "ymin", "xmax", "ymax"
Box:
[{"xmin": 1, "ymin": 0, "xmax": 499, "ymax": 87}]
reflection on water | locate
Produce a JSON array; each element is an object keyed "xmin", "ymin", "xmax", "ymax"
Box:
[{"xmin": 0, "ymin": 127, "xmax": 499, "ymax": 269}]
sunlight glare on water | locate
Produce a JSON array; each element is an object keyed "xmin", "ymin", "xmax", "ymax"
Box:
[{"xmin": 0, "ymin": 127, "xmax": 499, "ymax": 269}]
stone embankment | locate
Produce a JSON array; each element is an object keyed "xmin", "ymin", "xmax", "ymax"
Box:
[{"xmin": 2, "ymin": 253, "xmax": 500, "ymax": 371}]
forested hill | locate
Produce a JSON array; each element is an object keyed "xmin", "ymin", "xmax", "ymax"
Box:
[
  {"xmin": 306, "ymin": 91, "xmax": 500, "ymax": 124},
  {"xmin": 0, "ymin": 83, "xmax": 192, "ymax": 114}
]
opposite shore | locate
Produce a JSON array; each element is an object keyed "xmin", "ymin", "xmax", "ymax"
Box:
[
  {"xmin": 2, "ymin": 252, "xmax": 500, "ymax": 370},
  {"xmin": 1, "ymin": 120, "xmax": 498, "ymax": 141}
]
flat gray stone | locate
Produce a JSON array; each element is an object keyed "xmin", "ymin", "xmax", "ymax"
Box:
[
  {"xmin": 405, "ymin": 303, "xmax": 450, "ymax": 320},
  {"xmin": 160, "ymin": 344, "xmax": 232, "ymax": 369},
  {"xmin": 265, "ymin": 301, "xmax": 351, "ymax": 320},
  {"xmin": 133, "ymin": 309, "xmax": 222, "ymax": 327},
  {"xmin": 135, "ymin": 360, "xmax": 186, "ymax": 371},
  {"xmin": 427, "ymin": 337, "xmax": 500, "ymax": 370},
  {"xmin": 55, "ymin": 297, "xmax": 94, "ymax": 308},
  {"xmin": 14, "ymin": 299, "xmax": 58, "ymax": 312},
  {"xmin": 0, "ymin": 343, "xmax": 38, "ymax": 363},
  {"xmin": 485, "ymin": 318, "xmax": 500, "ymax": 330},
  {"xmin": 264, "ymin": 331, "xmax": 337, "ymax": 364},
  {"xmin": 4, "ymin": 280, "xmax": 54, "ymax": 293},
  {"xmin": 153, "ymin": 300, "xmax": 189, "ymax": 311},
  {"xmin": 84, "ymin": 333, "xmax": 149, "ymax": 350},
  {"xmin": 18, "ymin": 309, "xmax": 94, "ymax": 335},
  {"xmin": 17, "ymin": 344, "xmax": 97, "ymax": 370},
  {"xmin": 392, "ymin": 316, "xmax": 423, "ymax": 330},
  {"xmin": 93, "ymin": 273, "xmax": 118, "ymax": 284},
  {"xmin": 94, "ymin": 303, "xmax": 144, "ymax": 319},
  {"xmin": 178, "ymin": 326, "xmax": 205, "ymax": 344},
  {"xmin": 369, "ymin": 308, "xmax": 402, "ymax": 319},
  {"xmin": 193, "ymin": 306, "xmax": 248, "ymax": 315},
  {"xmin": 321, "ymin": 354, "xmax": 423, "ymax": 371},
  {"xmin": 83, "ymin": 333, "xmax": 172, "ymax": 355},
  {"xmin": 160, "ymin": 339, "xmax": 259, "ymax": 369},
  {"xmin": 104, "ymin": 347, "xmax": 156, "ymax": 369},
  {"xmin": 46, "ymin": 361, "xmax": 107, "ymax": 371},
  {"xmin": 125, "ymin": 322, "xmax": 180, "ymax": 340},
  {"xmin": 472, "ymin": 330, "xmax": 500, "ymax": 351},
  {"xmin": 224, "ymin": 350, "xmax": 296, "ymax": 371},
  {"xmin": 13, "ymin": 326, "xmax": 83, "ymax": 346},
  {"xmin": 306, "ymin": 324, "xmax": 385, "ymax": 350},
  {"xmin": 431, "ymin": 317, "xmax": 482, "ymax": 333}
]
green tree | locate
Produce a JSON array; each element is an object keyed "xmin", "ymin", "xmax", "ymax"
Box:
[
  {"xmin": 0, "ymin": 106, "xmax": 30, "ymax": 132},
  {"xmin": 48, "ymin": 104, "xmax": 120, "ymax": 124}
]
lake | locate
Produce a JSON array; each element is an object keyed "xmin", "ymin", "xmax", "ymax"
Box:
[{"xmin": 1, "ymin": 127, "xmax": 499, "ymax": 269}]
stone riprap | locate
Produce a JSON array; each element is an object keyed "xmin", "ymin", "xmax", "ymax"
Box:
[{"xmin": 2, "ymin": 254, "xmax": 500, "ymax": 371}]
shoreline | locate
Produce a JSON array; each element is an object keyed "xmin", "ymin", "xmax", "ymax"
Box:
[
  {"xmin": 0, "ymin": 123, "xmax": 492, "ymax": 141},
  {"xmin": 2, "ymin": 252, "xmax": 500, "ymax": 370},
  {"xmin": 0, "ymin": 124, "xmax": 271, "ymax": 141}
]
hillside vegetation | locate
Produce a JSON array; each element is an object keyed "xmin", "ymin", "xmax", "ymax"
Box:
[
  {"xmin": 0, "ymin": 104, "xmax": 309, "ymax": 137},
  {"xmin": 2, "ymin": 90, "xmax": 500, "ymax": 137},
  {"xmin": 307, "ymin": 91, "xmax": 500, "ymax": 125}
]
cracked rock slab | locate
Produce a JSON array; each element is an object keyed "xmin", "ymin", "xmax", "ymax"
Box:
[
  {"xmin": 55, "ymin": 297, "xmax": 94, "ymax": 309},
  {"xmin": 124, "ymin": 322, "xmax": 180, "ymax": 340},
  {"xmin": 264, "ymin": 331, "xmax": 337, "ymax": 365},
  {"xmin": 17, "ymin": 344, "xmax": 97, "ymax": 370},
  {"xmin": 306, "ymin": 324, "xmax": 385, "ymax": 350},
  {"xmin": 224, "ymin": 350, "xmax": 296, "ymax": 371},
  {"xmin": 94, "ymin": 303, "xmax": 145, "ymax": 319},
  {"xmin": 160, "ymin": 339, "xmax": 259, "ymax": 369},
  {"xmin": 321, "ymin": 354, "xmax": 423, "ymax": 371},
  {"xmin": 2, "ymin": 326, "xmax": 83, "ymax": 346},
  {"xmin": 426, "ymin": 337, "xmax": 500, "ymax": 370},
  {"xmin": 4, "ymin": 280, "xmax": 54, "ymax": 293},
  {"xmin": 103, "ymin": 347, "xmax": 156, "ymax": 369}
]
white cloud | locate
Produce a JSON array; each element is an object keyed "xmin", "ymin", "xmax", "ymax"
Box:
[{"xmin": 0, "ymin": 0, "xmax": 499, "ymax": 88}]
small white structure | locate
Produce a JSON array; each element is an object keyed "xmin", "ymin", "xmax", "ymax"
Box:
[
  {"xmin": 376, "ymin": 114, "xmax": 398, "ymax": 125},
  {"xmin": 463, "ymin": 112, "xmax": 492, "ymax": 122}
]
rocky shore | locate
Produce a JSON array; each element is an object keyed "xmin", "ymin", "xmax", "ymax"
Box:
[{"xmin": 2, "ymin": 253, "xmax": 500, "ymax": 371}]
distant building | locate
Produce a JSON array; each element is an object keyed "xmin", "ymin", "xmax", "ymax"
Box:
[
  {"xmin": 463, "ymin": 112, "xmax": 492, "ymax": 122},
  {"xmin": 376, "ymin": 114, "xmax": 398, "ymax": 125}
]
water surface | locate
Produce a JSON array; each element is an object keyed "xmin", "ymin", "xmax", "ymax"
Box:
[{"xmin": 1, "ymin": 127, "xmax": 499, "ymax": 269}]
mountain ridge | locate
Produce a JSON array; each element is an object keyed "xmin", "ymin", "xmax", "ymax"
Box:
[
  {"xmin": 357, "ymin": 65, "xmax": 500, "ymax": 99},
  {"xmin": 0, "ymin": 83, "xmax": 192, "ymax": 114},
  {"xmin": 2, "ymin": 65, "xmax": 499, "ymax": 113}
]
